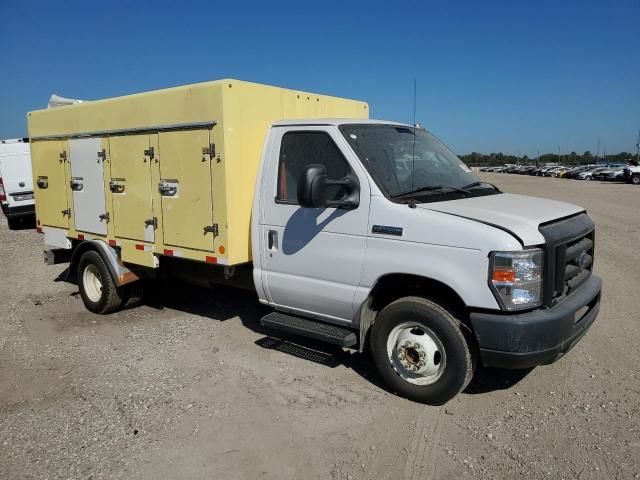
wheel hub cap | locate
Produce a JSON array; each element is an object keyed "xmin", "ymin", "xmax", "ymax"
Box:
[{"xmin": 387, "ymin": 322, "xmax": 446, "ymax": 386}]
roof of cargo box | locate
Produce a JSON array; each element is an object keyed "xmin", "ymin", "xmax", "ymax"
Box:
[{"xmin": 27, "ymin": 79, "xmax": 369, "ymax": 140}]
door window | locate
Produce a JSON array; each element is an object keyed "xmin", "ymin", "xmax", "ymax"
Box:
[{"xmin": 276, "ymin": 132, "xmax": 352, "ymax": 203}]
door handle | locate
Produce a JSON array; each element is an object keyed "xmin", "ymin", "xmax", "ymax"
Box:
[
  {"xmin": 109, "ymin": 179, "xmax": 125, "ymax": 193},
  {"xmin": 37, "ymin": 176, "xmax": 49, "ymax": 189},
  {"xmin": 159, "ymin": 180, "xmax": 178, "ymax": 197},
  {"xmin": 268, "ymin": 230, "xmax": 278, "ymax": 251},
  {"xmin": 70, "ymin": 177, "xmax": 84, "ymax": 191}
]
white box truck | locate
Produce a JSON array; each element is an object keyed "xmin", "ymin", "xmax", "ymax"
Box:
[
  {"xmin": 0, "ymin": 138, "xmax": 35, "ymax": 228},
  {"xmin": 29, "ymin": 80, "xmax": 602, "ymax": 404}
]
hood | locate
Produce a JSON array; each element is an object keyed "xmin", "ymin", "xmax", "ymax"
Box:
[{"xmin": 417, "ymin": 193, "xmax": 584, "ymax": 246}]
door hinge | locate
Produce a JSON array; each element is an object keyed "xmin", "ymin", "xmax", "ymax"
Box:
[
  {"xmin": 144, "ymin": 147, "xmax": 155, "ymax": 162},
  {"xmin": 97, "ymin": 149, "xmax": 107, "ymax": 162},
  {"xmin": 203, "ymin": 224, "xmax": 219, "ymax": 236},
  {"xmin": 98, "ymin": 212, "xmax": 110, "ymax": 223},
  {"xmin": 61, "ymin": 208, "xmax": 71, "ymax": 217},
  {"xmin": 59, "ymin": 151, "xmax": 67, "ymax": 163},
  {"xmin": 202, "ymin": 143, "xmax": 215, "ymax": 160},
  {"xmin": 144, "ymin": 216, "xmax": 158, "ymax": 229}
]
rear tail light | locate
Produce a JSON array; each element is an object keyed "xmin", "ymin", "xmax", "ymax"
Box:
[{"xmin": 0, "ymin": 177, "xmax": 6, "ymax": 202}]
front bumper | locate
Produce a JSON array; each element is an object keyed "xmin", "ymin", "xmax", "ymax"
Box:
[{"xmin": 470, "ymin": 275, "xmax": 601, "ymax": 369}]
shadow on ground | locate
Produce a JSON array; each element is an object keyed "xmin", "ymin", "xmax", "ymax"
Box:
[{"xmin": 54, "ymin": 273, "xmax": 532, "ymax": 398}]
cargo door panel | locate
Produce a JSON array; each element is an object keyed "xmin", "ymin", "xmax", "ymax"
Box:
[
  {"xmin": 158, "ymin": 129, "xmax": 215, "ymax": 251},
  {"xmin": 69, "ymin": 138, "xmax": 108, "ymax": 235},
  {"xmin": 108, "ymin": 135, "xmax": 155, "ymax": 242},
  {"xmin": 30, "ymin": 140, "xmax": 69, "ymax": 229}
]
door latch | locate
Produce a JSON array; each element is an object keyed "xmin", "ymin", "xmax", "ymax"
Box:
[
  {"xmin": 144, "ymin": 147, "xmax": 155, "ymax": 162},
  {"xmin": 203, "ymin": 224, "xmax": 219, "ymax": 236},
  {"xmin": 97, "ymin": 149, "xmax": 107, "ymax": 162},
  {"xmin": 202, "ymin": 143, "xmax": 215, "ymax": 161},
  {"xmin": 61, "ymin": 208, "xmax": 71, "ymax": 217},
  {"xmin": 59, "ymin": 151, "xmax": 67, "ymax": 163},
  {"xmin": 144, "ymin": 217, "xmax": 158, "ymax": 229},
  {"xmin": 98, "ymin": 212, "xmax": 110, "ymax": 223}
]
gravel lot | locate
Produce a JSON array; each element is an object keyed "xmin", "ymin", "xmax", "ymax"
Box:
[{"xmin": 1, "ymin": 173, "xmax": 639, "ymax": 479}]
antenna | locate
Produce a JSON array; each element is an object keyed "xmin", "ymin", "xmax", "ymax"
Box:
[
  {"xmin": 411, "ymin": 79, "xmax": 417, "ymax": 191},
  {"xmin": 412, "ymin": 78, "xmax": 417, "ymax": 127}
]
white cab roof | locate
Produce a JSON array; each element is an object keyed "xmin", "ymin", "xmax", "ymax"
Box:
[{"xmin": 272, "ymin": 119, "xmax": 412, "ymax": 127}]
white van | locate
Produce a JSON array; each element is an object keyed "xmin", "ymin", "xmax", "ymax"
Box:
[{"xmin": 0, "ymin": 138, "xmax": 35, "ymax": 228}]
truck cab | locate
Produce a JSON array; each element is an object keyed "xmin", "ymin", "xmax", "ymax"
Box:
[{"xmin": 253, "ymin": 120, "xmax": 601, "ymax": 404}]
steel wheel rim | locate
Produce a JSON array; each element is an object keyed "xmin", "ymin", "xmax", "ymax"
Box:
[
  {"xmin": 386, "ymin": 322, "xmax": 447, "ymax": 386},
  {"xmin": 83, "ymin": 264, "xmax": 103, "ymax": 303}
]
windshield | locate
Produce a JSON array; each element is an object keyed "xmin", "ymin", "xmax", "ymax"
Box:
[{"xmin": 340, "ymin": 124, "xmax": 497, "ymax": 202}]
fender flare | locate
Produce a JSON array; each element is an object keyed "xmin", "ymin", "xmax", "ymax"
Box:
[{"xmin": 68, "ymin": 240, "xmax": 140, "ymax": 287}]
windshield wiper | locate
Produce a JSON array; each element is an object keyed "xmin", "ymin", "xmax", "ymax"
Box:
[
  {"xmin": 461, "ymin": 181, "xmax": 501, "ymax": 192},
  {"xmin": 392, "ymin": 185, "xmax": 470, "ymax": 199}
]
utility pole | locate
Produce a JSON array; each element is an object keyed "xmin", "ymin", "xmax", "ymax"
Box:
[
  {"xmin": 558, "ymin": 146, "xmax": 561, "ymax": 165},
  {"xmin": 537, "ymin": 149, "xmax": 540, "ymax": 166},
  {"xmin": 636, "ymin": 129, "xmax": 639, "ymax": 164}
]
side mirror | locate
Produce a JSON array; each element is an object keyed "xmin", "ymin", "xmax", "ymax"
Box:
[
  {"xmin": 297, "ymin": 164, "xmax": 328, "ymax": 208},
  {"xmin": 297, "ymin": 164, "xmax": 360, "ymax": 209}
]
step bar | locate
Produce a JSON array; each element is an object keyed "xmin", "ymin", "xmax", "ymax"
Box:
[{"xmin": 260, "ymin": 312, "xmax": 357, "ymax": 347}]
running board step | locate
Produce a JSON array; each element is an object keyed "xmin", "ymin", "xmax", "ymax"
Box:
[{"xmin": 260, "ymin": 312, "xmax": 357, "ymax": 347}]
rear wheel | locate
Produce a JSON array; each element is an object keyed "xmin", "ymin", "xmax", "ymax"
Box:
[
  {"xmin": 370, "ymin": 296, "xmax": 475, "ymax": 405},
  {"xmin": 77, "ymin": 250, "xmax": 124, "ymax": 314},
  {"xmin": 631, "ymin": 175, "xmax": 640, "ymax": 185}
]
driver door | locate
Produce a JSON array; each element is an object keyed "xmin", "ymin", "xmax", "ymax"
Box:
[{"xmin": 260, "ymin": 127, "xmax": 370, "ymax": 324}]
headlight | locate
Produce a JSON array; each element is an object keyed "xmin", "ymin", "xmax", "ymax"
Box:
[{"xmin": 489, "ymin": 249, "xmax": 544, "ymax": 311}]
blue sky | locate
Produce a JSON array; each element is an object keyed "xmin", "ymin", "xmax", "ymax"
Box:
[{"xmin": 1, "ymin": 0, "xmax": 638, "ymax": 157}]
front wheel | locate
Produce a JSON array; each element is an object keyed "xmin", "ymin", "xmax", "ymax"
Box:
[
  {"xmin": 631, "ymin": 175, "xmax": 640, "ymax": 185},
  {"xmin": 370, "ymin": 297, "xmax": 475, "ymax": 405}
]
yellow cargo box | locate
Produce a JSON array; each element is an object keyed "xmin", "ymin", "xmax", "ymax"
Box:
[{"xmin": 28, "ymin": 79, "xmax": 368, "ymax": 266}]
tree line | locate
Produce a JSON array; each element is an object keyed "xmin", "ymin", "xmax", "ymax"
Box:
[{"xmin": 458, "ymin": 151, "xmax": 636, "ymax": 166}]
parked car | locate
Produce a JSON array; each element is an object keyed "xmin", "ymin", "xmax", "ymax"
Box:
[
  {"xmin": 624, "ymin": 165, "xmax": 640, "ymax": 185},
  {"xmin": 543, "ymin": 167, "xmax": 562, "ymax": 177},
  {"xmin": 601, "ymin": 167, "xmax": 627, "ymax": 182},
  {"xmin": 565, "ymin": 165, "xmax": 595, "ymax": 179},
  {"xmin": 578, "ymin": 167, "xmax": 609, "ymax": 181},
  {"xmin": 0, "ymin": 138, "xmax": 35, "ymax": 229},
  {"xmin": 592, "ymin": 166, "xmax": 626, "ymax": 181},
  {"xmin": 28, "ymin": 78, "xmax": 602, "ymax": 405}
]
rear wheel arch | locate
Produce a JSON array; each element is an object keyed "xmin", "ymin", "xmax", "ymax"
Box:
[{"xmin": 68, "ymin": 240, "xmax": 119, "ymax": 285}]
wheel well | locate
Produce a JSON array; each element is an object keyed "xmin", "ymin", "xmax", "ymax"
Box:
[
  {"xmin": 368, "ymin": 274, "xmax": 468, "ymax": 318},
  {"xmin": 357, "ymin": 273, "xmax": 474, "ymax": 353},
  {"xmin": 68, "ymin": 240, "xmax": 116, "ymax": 284}
]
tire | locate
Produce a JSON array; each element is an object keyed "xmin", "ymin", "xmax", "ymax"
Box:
[
  {"xmin": 77, "ymin": 250, "xmax": 124, "ymax": 314},
  {"xmin": 631, "ymin": 175, "xmax": 640, "ymax": 186},
  {"xmin": 370, "ymin": 296, "xmax": 475, "ymax": 405}
]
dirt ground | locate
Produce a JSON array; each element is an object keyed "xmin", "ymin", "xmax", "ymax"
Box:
[{"xmin": 1, "ymin": 173, "xmax": 639, "ymax": 480}]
